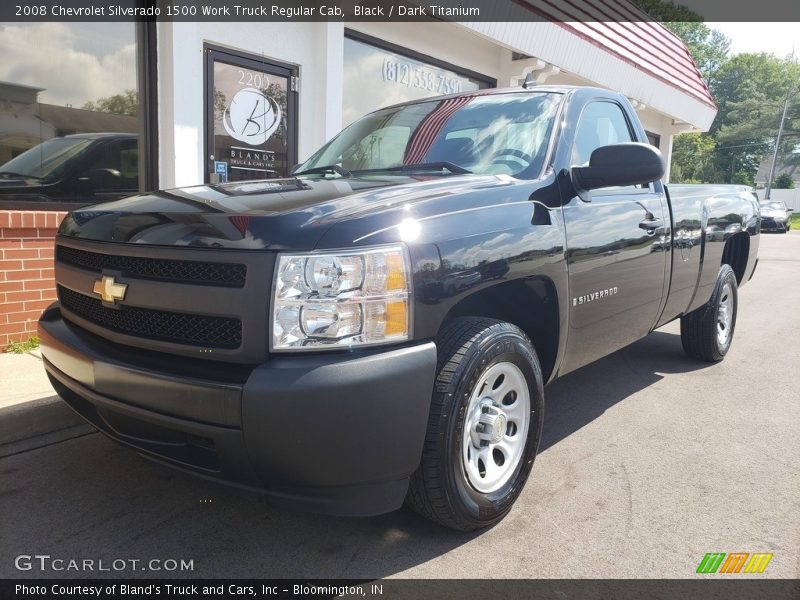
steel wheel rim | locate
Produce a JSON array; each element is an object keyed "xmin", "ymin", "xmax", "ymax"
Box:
[
  {"xmin": 717, "ymin": 281, "xmax": 734, "ymax": 346},
  {"xmin": 462, "ymin": 361, "xmax": 531, "ymax": 494}
]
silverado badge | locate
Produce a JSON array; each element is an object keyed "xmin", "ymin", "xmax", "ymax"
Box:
[{"xmin": 92, "ymin": 275, "xmax": 128, "ymax": 304}]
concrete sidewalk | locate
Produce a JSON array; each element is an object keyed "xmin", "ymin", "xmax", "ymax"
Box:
[
  {"xmin": 0, "ymin": 350, "xmax": 52, "ymax": 409},
  {"xmin": 0, "ymin": 350, "xmax": 94, "ymax": 456}
]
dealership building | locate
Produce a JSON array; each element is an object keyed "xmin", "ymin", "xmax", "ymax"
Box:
[{"xmin": 0, "ymin": 1, "xmax": 718, "ymax": 346}]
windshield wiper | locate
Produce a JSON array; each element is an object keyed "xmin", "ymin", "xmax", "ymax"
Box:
[
  {"xmin": 292, "ymin": 164, "xmax": 353, "ymax": 178},
  {"xmin": 354, "ymin": 162, "xmax": 472, "ymax": 176}
]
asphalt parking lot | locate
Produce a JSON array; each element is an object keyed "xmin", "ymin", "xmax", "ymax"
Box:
[{"xmin": 1, "ymin": 233, "xmax": 798, "ymax": 580}]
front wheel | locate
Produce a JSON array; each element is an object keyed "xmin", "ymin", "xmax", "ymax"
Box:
[
  {"xmin": 406, "ymin": 317, "xmax": 544, "ymax": 531},
  {"xmin": 680, "ymin": 264, "xmax": 738, "ymax": 362}
]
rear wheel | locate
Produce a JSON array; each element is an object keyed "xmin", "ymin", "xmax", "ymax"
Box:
[
  {"xmin": 406, "ymin": 317, "xmax": 544, "ymax": 531},
  {"xmin": 680, "ymin": 264, "xmax": 738, "ymax": 362}
]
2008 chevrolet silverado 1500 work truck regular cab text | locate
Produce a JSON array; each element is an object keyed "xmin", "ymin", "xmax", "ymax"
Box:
[{"xmin": 40, "ymin": 85, "xmax": 760, "ymax": 531}]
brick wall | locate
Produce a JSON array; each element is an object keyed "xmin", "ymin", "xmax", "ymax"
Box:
[{"xmin": 0, "ymin": 210, "xmax": 67, "ymax": 349}]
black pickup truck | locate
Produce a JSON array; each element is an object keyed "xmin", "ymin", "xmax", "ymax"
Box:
[
  {"xmin": 39, "ymin": 85, "xmax": 760, "ymax": 531},
  {"xmin": 0, "ymin": 133, "xmax": 139, "ymax": 204}
]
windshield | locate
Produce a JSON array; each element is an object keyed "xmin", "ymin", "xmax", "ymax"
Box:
[
  {"xmin": 760, "ymin": 201, "xmax": 787, "ymax": 211},
  {"xmin": 0, "ymin": 137, "xmax": 94, "ymax": 181},
  {"xmin": 297, "ymin": 92, "xmax": 561, "ymax": 179}
]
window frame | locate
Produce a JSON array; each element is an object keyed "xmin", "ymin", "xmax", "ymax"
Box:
[
  {"xmin": 571, "ymin": 99, "xmax": 652, "ymax": 197},
  {"xmin": 645, "ymin": 130, "xmax": 661, "ymax": 148},
  {"xmin": 203, "ymin": 43, "xmax": 299, "ymax": 183}
]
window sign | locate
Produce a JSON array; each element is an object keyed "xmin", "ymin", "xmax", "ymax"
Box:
[
  {"xmin": 214, "ymin": 160, "xmax": 228, "ymax": 183},
  {"xmin": 342, "ymin": 36, "xmax": 492, "ymax": 126},
  {"xmin": 210, "ymin": 57, "xmax": 293, "ymax": 181}
]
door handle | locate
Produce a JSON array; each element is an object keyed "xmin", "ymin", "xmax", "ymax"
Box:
[{"xmin": 639, "ymin": 218, "xmax": 664, "ymax": 232}]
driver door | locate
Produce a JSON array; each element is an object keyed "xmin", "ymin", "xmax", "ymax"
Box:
[
  {"xmin": 72, "ymin": 138, "xmax": 139, "ymax": 203},
  {"xmin": 560, "ymin": 100, "xmax": 669, "ymax": 374}
]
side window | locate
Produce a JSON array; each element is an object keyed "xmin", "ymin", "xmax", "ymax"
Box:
[
  {"xmin": 80, "ymin": 138, "xmax": 139, "ymax": 192},
  {"xmin": 119, "ymin": 142, "xmax": 139, "ymax": 186},
  {"xmin": 571, "ymin": 101, "xmax": 633, "ymax": 167}
]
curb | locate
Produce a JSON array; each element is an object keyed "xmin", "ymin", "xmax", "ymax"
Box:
[{"xmin": 0, "ymin": 394, "xmax": 94, "ymax": 452}]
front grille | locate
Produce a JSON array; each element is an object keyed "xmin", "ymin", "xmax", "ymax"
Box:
[
  {"xmin": 57, "ymin": 245, "xmax": 247, "ymax": 288},
  {"xmin": 58, "ymin": 285, "xmax": 242, "ymax": 349}
]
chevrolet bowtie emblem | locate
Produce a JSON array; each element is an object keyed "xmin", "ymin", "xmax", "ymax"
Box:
[{"xmin": 92, "ymin": 275, "xmax": 128, "ymax": 303}]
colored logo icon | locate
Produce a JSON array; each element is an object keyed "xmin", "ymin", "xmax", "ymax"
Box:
[
  {"xmin": 92, "ymin": 275, "xmax": 127, "ymax": 304},
  {"xmin": 696, "ymin": 552, "xmax": 773, "ymax": 574}
]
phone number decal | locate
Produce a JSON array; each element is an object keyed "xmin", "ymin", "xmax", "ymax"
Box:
[{"xmin": 382, "ymin": 59, "xmax": 466, "ymax": 95}]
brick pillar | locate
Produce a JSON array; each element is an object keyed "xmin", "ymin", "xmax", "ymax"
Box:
[{"xmin": 0, "ymin": 210, "xmax": 67, "ymax": 349}]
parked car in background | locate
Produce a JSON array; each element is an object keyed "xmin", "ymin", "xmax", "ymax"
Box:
[
  {"xmin": 0, "ymin": 133, "xmax": 138, "ymax": 204},
  {"xmin": 759, "ymin": 199, "xmax": 793, "ymax": 233}
]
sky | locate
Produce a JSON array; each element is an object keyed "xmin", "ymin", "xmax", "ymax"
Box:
[
  {"xmin": 707, "ymin": 23, "xmax": 800, "ymax": 59},
  {"xmin": 0, "ymin": 22, "xmax": 136, "ymax": 107}
]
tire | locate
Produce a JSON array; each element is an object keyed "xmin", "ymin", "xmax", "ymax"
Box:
[
  {"xmin": 406, "ymin": 317, "xmax": 545, "ymax": 531},
  {"xmin": 680, "ymin": 264, "xmax": 738, "ymax": 362}
]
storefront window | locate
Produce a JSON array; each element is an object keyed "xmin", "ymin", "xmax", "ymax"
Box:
[
  {"xmin": 342, "ymin": 34, "xmax": 493, "ymax": 126},
  {"xmin": 646, "ymin": 131, "xmax": 661, "ymax": 148},
  {"xmin": 0, "ymin": 23, "xmax": 142, "ymax": 206}
]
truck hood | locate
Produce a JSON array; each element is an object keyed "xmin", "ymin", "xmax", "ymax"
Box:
[{"xmin": 58, "ymin": 174, "xmax": 522, "ymax": 250}]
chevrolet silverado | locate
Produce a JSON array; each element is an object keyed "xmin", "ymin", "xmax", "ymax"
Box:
[{"xmin": 39, "ymin": 84, "xmax": 760, "ymax": 531}]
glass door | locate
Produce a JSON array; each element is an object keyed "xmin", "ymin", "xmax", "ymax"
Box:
[{"xmin": 204, "ymin": 45, "xmax": 297, "ymax": 183}]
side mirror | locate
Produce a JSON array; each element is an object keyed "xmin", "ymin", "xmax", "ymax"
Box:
[
  {"xmin": 570, "ymin": 143, "xmax": 665, "ymax": 202},
  {"xmin": 93, "ymin": 168, "xmax": 121, "ymax": 181}
]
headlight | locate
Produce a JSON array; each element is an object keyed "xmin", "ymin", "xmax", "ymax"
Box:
[{"xmin": 272, "ymin": 244, "xmax": 411, "ymax": 350}]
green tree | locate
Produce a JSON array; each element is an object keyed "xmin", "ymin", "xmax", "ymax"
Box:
[
  {"xmin": 631, "ymin": 0, "xmax": 702, "ymax": 22},
  {"xmin": 732, "ymin": 170, "xmax": 755, "ymax": 186},
  {"xmin": 83, "ymin": 89, "xmax": 139, "ymax": 117},
  {"xmin": 712, "ymin": 54, "xmax": 798, "ymax": 130},
  {"xmin": 773, "ymin": 173, "xmax": 796, "ymax": 189},
  {"xmin": 670, "ymin": 132, "xmax": 720, "ymax": 183},
  {"xmin": 632, "ymin": 1, "xmax": 735, "ymax": 181},
  {"xmin": 632, "ymin": 1, "xmax": 730, "ymax": 89},
  {"xmin": 663, "ymin": 22, "xmax": 730, "ymax": 91},
  {"xmin": 715, "ymin": 55, "xmax": 800, "ymax": 180}
]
